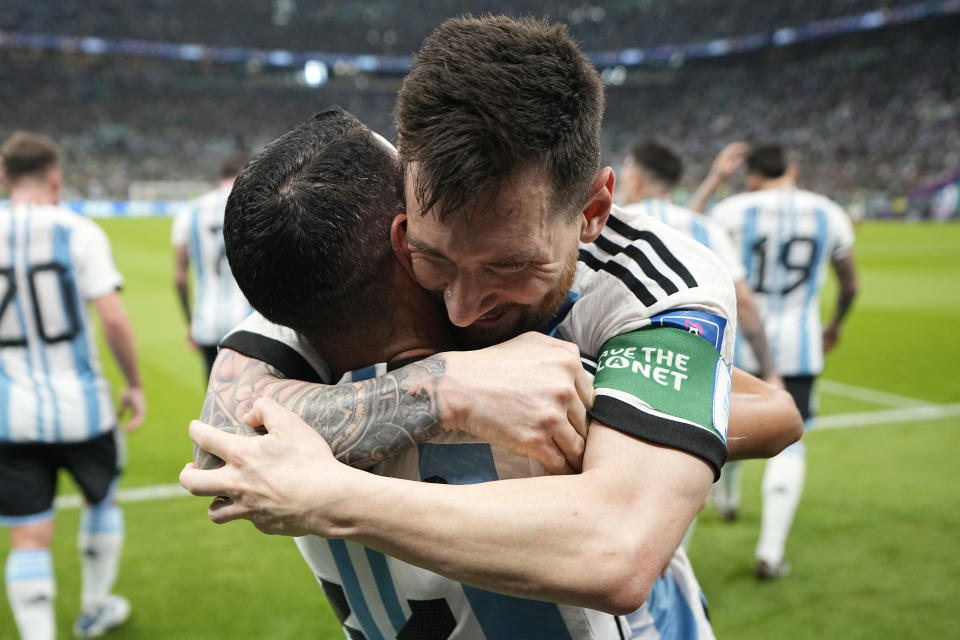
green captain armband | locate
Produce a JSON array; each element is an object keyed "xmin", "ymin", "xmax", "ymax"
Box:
[{"xmin": 588, "ymin": 326, "xmax": 731, "ymax": 479}]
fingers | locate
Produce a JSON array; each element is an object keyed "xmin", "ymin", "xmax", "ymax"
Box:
[
  {"xmin": 123, "ymin": 405, "xmax": 146, "ymax": 433},
  {"xmin": 536, "ymin": 444, "xmax": 575, "ymax": 476},
  {"xmin": 208, "ymin": 496, "xmax": 246, "ymax": 524},
  {"xmin": 243, "ymin": 397, "xmax": 308, "ymax": 434},
  {"xmin": 188, "ymin": 420, "xmax": 242, "ymax": 462},
  {"xmin": 552, "ymin": 428, "xmax": 585, "ymax": 474},
  {"xmin": 179, "ymin": 462, "xmax": 234, "ymax": 497},
  {"xmin": 573, "ymin": 364, "xmax": 595, "ymax": 413}
]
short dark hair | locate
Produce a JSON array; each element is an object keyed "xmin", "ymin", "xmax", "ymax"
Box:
[
  {"xmin": 630, "ymin": 139, "xmax": 683, "ymax": 188},
  {"xmin": 1, "ymin": 131, "xmax": 62, "ymax": 183},
  {"xmin": 395, "ymin": 15, "xmax": 605, "ymax": 220},
  {"xmin": 746, "ymin": 144, "xmax": 787, "ymax": 179},
  {"xmin": 219, "ymin": 151, "xmax": 249, "ymax": 180},
  {"xmin": 224, "ymin": 109, "xmax": 403, "ymax": 339}
]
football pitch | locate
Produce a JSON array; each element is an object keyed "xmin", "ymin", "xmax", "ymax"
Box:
[{"xmin": 1, "ymin": 218, "xmax": 957, "ymax": 639}]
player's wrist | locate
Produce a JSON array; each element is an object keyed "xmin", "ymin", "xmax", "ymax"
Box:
[
  {"xmin": 311, "ymin": 466, "xmax": 382, "ymax": 538},
  {"xmin": 434, "ymin": 351, "xmax": 469, "ymax": 433}
]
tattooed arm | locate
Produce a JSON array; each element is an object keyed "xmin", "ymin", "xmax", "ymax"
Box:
[
  {"xmin": 194, "ymin": 332, "xmax": 593, "ymax": 474},
  {"xmin": 194, "ymin": 348, "xmax": 444, "ymax": 471}
]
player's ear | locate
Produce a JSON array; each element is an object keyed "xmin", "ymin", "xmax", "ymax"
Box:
[
  {"xmin": 579, "ymin": 167, "xmax": 614, "ymax": 243},
  {"xmin": 390, "ymin": 214, "xmax": 416, "ymax": 279}
]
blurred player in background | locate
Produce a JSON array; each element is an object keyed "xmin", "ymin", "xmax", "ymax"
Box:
[
  {"xmin": 171, "ymin": 152, "xmax": 252, "ymax": 378},
  {"xmin": 706, "ymin": 143, "xmax": 859, "ymax": 578},
  {"xmin": 617, "ymin": 139, "xmax": 780, "ymax": 386},
  {"xmin": 0, "ymin": 132, "xmax": 145, "ymax": 639},
  {"xmin": 617, "ymin": 139, "xmax": 782, "ymax": 547}
]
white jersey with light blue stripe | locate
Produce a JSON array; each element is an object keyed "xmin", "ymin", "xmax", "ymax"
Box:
[
  {"xmin": 0, "ymin": 204, "xmax": 122, "ymax": 443},
  {"xmin": 619, "ymin": 199, "xmax": 746, "ymax": 283},
  {"xmin": 171, "ymin": 185, "xmax": 252, "ymax": 346},
  {"xmin": 225, "ymin": 312, "xmax": 717, "ymax": 639},
  {"xmin": 709, "ymin": 188, "xmax": 854, "ymax": 376},
  {"xmin": 226, "ymin": 204, "xmax": 735, "ymax": 639},
  {"xmin": 294, "ymin": 363, "xmax": 714, "ymax": 640}
]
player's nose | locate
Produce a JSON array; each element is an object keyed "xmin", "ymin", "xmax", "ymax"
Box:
[{"xmin": 444, "ymin": 275, "xmax": 497, "ymax": 327}]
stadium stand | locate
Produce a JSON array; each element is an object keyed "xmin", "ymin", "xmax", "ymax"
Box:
[
  {"xmin": 0, "ymin": 2, "xmax": 956, "ymax": 216},
  {"xmin": 1, "ymin": 0, "xmax": 905, "ymax": 54}
]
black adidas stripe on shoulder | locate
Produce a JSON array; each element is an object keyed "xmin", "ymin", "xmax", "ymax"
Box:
[
  {"xmin": 578, "ymin": 248, "xmax": 658, "ymax": 307},
  {"xmin": 604, "ymin": 216, "xmax": 699, "ymax": 288},
  {"xmin": 592, "ymin": 233, "xmax": 681, "ymax": 296},
  {"xmin": 220, "ymin": 330, "xmax": 325, "ymax": 383}
]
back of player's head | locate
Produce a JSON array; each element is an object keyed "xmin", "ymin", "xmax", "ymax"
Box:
[
  {"xmin": 746, "ymin": 144, "xmax": 787, "ymax": 179},
  {"xmin": 395, "ymin": 15, "xmax": 605, "ymax": 220},
  {"xmin": 1, "ymin": 131, "xmax": 62, "ymax": 184},
  {"xmin": 629, "ymin": 139, "xmax": 683, "ymax": 188},
  {"xmin": 224, "ymin": 108, "xmax": 403, "ymax": 339},
  {"xmin": 219, "ymin": 151, "xmax": 249, "ymax": 181}
]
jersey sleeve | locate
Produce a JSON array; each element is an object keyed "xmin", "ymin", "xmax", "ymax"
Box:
[
  {"xmin": 170, "ymin": 205, "xmax": 191, "ymax": 248},
  {"xmin": 827, "ymin": 204, "xmax": 855, "ymax": 260},
  {"xmin": 219, "ymin": 312, "xmax": 332, "ymax": 383},
  {"xmin": 564, "ymin": 212, "xmax": 738, "ymax": 478},
  {"xmin": 589, "ymin": 326, "xmax": 730, "ymax": 478},
  {"xmin": 73, "ymin": 219, "xmax": 123, "ymax": 300}
]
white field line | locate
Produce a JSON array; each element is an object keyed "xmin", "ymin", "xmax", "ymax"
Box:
[
  {"xmin": 814, "ymin": 402, "xmax": 960, "ymax": 430},
  {"xmin": 818, "ymin": 379, "xmax": 932, "ymax": 408},
  {"xmin": 54, "ymin": 483, "xmax": 189, "ymax": 510},
  {"xmin": 51, "ymin": 402, "xmax": 959, "ymax": 510}
]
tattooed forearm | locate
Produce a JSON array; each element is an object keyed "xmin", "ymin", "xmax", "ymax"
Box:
[
  {"xmin": 269, "ymin": 356, "xmax": 447, "ymax": 469},
  {"xmin": 193, "ymin": 348, "xmax": 447, "ymax": 470},
  {"xmin": 193, "ymin": 349, "xmax": 281, "ymax": 470}
]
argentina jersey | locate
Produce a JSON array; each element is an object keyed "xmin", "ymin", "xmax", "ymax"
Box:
[
  {"xmin": 223, "ymin": 314, "xmax": 715, "ymax": 639},
  {"xmin": 171, "ymin": 185, "xmax": 252, "ymax": 346},
  {"xmin": 294, "ymin": 362, "xmax": 633, "ymax": 640},
  {"xmin": 619, "ymin": 199, "xmax": 746, "ymax": 283},
  {"xmin": 0, "ymin": 204, "xmax": 122, "ymax": 443},
  {"xmin": 709, "ymin": 188, "xmax": 854, "ymax": 376}
]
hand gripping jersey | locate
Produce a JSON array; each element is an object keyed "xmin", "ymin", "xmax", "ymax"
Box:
[
  {"xmin": 619, "ymin": 199, "xmax": 746, "ymax": 283},
  {"xmin": 220, "ymin": 205, "xmax": 736, "ymax": 639},
  {"xmin": 709, "ymin": 188, "xmax": 854, "ymax": 376},
  {"xmin": 0, "ymin": 204, "xmax": 123, "ymax": 443},
  {"xmin": 170, "ymin": 185, "xmax": 253, "ymax": 346}
]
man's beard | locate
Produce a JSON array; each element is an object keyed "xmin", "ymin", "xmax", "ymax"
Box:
[{"xmin": 455, "ymin": 250, "xmax": 579, "ymax": 349}]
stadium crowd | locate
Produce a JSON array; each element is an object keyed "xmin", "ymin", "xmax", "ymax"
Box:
[
  {"xmin": 3, "ymin": 0, "xmax": 901, "ymax": 55},
  {"xmin": 3, "ymin": 27, "xmax": 955, "ymax": 210}
]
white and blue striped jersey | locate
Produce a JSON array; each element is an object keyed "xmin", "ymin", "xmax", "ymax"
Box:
[
  {"xmin": 220, "ymin": 207, "xmax": 734, "ymax": 638},
  {"xmin": 709, "ymin": 188, "xmax": 854, "ymax": 376},
  {"xmin": 170, "ymin": 185, "xmax": 252, "ymax": 346},
  {"xmin": 0, "ymin": 204, "xmax": 123, "ymax": 443},
  {"xmin": 619, "ymin": 199, "xmax": 746, "ymax": 283}
]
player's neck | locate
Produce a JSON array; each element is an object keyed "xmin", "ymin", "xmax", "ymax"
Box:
[
  {"xmin": 9, "ymin": 184, "xmax": 58, "ymax": 206},
  {"xmin": 757, "ymin": 176, "xmax": 796, "ymax": 191},
  {"xmin": 310, "ymin": 269, "xmax": 453, "ymax": 379}
]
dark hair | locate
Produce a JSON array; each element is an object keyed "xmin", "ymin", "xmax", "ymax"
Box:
[
  {"xmin": 224, "ymin": 108, "xmax": 403, "ymax": 338},
  {"xmin": 630, "ymin": 139, "xmax": 683, "ymax": 188},
  {"xmin": 219, "ymin": 151, "xmax": 249, "ymax": 180},
  {"xmin": 395, "ymin": 15, "xmax": 605, "ymax": 220},
  {"xmin": 1, "ymin": 131, "xmax": 62, "ymax": 183},
  {"xmin": 746, "ymin": 144, "xmax": 787, "ymax": 179}
]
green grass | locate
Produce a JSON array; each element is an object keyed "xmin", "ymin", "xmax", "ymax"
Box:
[{"xmin": 2, "ymin": 219, "xmax": 958, "ymax": 638}]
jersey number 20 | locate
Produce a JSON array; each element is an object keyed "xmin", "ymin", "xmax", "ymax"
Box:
[{"xmin": 0, "ymin": 263, "xmax": 81, "ymax": 347}]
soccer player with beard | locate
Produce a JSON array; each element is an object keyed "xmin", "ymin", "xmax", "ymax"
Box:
[{"xmin": 183, "ymin": 17, "xmax": 799, "ymax": 639}]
